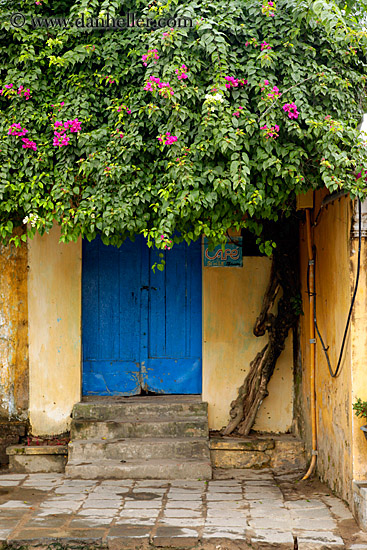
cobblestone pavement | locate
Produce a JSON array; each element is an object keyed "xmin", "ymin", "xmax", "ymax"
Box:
[{"xmin": 0, "ymin": 469, "xmax": 366, "ymax": 549}]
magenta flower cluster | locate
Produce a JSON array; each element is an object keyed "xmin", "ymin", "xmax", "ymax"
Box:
[
  {"xmin": 117, "ymin": 104, "xmax": 132, "ymax": 114},
  {"xmin": 0, "ymin": 84, "xmax": 31, "ymax": 100},
  {"xmin": 224, "ymin": 76, "xmax": 248, "ymax": 89},
  {"xmin": 0, "ymin": 83, "xmax": 14, "ymax": 95},
  {"xmin": 161, "ymin": 234, "xmax": 172, "ymax": 250},
  {"xmin": 8, "ymin": 123, "xmax": 28, "ymax": 136},
  {"xmin": 233, "ymin": 106, "xmax": 244, "ymax": 117},
  {"xmin": 268, "ymin": 86, "xmax": 281, "ymax": 98},
  {"xmin": 260, "ymin": 124, "xmax": 280, "ymax": 139},
  {"xmin": 157, "ymin": 132, "xmax": 178, "ymax": 145},
  {"xmin": 17, "ymin": 86, "xmax": 31, "ymax": 100},
  {"xmin": 53, "ymin": 118, "xmax": 81, "ymax": 147},
  {"xmin": 21, "ymin": 138, "xmax": 37, "ymax": 151},
  {"xmin": 8, "ymin": 123, "xmax": 37, "ymax": 151},
  {"xmin": 175, "ymin": 65, "xmax": 188, "ymax": 80},
  {"xmin": 144, "ymin": 76, "xmax": 174, "ymax": 96},
  {"xmin": 142, "ymin": 49, "xmax": 159, "ymax": 67},
  {"xmin": 162, "ymin": 29, "xmax": 174, "ymax": 39},
  {"xmin": 262, "ymin": 0, "xmax": 276, "ymax": 16},
  {"xmin": 283, "ymin": 102, "xmax": 299, "ymax": 119},
  {"xmin": 261, "ymin": 42, "xmax": 272, "ymax": 51}
]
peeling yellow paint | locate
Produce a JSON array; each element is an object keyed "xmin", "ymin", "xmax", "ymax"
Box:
[
  {"xmin": 0, "ymin": 230, "xmax": 28, "ymax": 420},
  {"xmin": 351, "ymin": 235, "xmax": 367, "ymax": 486},
  {"xmin": 28, "ymin": 225, "xmax": 81, "ymax": 435},
  {"xmin": 299, "ymin": 191, "xmax": 354, "ymax": 504}
]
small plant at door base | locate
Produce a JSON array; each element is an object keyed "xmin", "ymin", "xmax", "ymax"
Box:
[{"xmin": 353, "ymin": 398, "xmax": 367, "ymax": 421}]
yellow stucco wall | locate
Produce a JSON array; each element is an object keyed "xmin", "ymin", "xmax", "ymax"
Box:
[
  {"xmin": 351, "ymin": 234, "xmax": 367, "ymax": 484},
  {"xmin": 0, "ymin": 232, "xmax": 28, "ymax": 420},
  {"xmin": 299, "ymin": 192, "xmax": 353, "ymax": 503},
  {"xmin": 28, "ymin": 226, "xmax": 82, "ymax": 435},
  {"xmin": 203, "ymin": 257, "xmax": 294, "ymax": 433}
]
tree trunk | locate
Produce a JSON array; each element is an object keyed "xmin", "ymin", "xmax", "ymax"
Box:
[{"xmin": 223, "ymin": 222, "xmax": 299, "ymax": 436}]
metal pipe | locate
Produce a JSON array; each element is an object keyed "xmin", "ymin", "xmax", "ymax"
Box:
[{"xmin": 302, "ymin": 209, "xmax": 317, "ymax": 480}]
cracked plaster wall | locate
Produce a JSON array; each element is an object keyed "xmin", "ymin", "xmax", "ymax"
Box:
[{"xmin": 0, "ymin": 231, "xmax": 28, "ymax": 421}]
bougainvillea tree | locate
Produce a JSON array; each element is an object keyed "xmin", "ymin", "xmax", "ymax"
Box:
[{"xmin": 1, "ymin": 0, "xmax": 366, "ymax": 432}]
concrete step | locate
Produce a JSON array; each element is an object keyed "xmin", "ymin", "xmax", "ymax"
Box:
[
  {"xmin": 70, "ymin": 416, "xmax": 209, "ymax": 440},
  {"xmin": 65, "ymin": 458, "xmax": 212, "ymax": 480},
  {"xmin": 73, "ymin": 396, "xmax": 207, "ymax": 421},
  {"xmin": 69, "ymin": 437, "xmax": 211, "ymax": 461}
]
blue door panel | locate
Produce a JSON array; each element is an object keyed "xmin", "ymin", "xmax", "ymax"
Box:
[
  {"xmin": 82, "ymin": 361, "xmax": 141, "ymax": 396},
  {"xmin": 82, "ymin": 236, "xmax": 202, "ymax": 395},
  {"xmin": 146, "ymin": 358, "xmax": 202, "ymax": 394}
]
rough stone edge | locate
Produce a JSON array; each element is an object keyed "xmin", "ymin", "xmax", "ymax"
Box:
[{"xmin": 6, "ymin": 446, "xmax": 68, "ymax": 456}]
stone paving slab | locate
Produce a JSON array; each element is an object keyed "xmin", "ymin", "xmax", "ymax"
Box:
[{"xmin": 0, "ymin": 471, "xmax": 366, "ymax": 549}]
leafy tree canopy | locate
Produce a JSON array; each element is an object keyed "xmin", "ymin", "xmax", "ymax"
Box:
[{"xmin": 0, "ymin": 0, "xmax": 366, "ymax": 253}]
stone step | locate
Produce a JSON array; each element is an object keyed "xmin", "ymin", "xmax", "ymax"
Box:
[
  {"xmin": 73, "ymin": 397, "xmax": 207, "ymax": 421},
  {"xmin": 70, "ymin": 416, "xmax": 209, "ymax": 440},
  {"xmin": 65, "ymin": 458, "xmax": 212, "ymax": 480},
  {"xmin": 69, "ymin": 437, "xmax": 210, "ymax": 461}
]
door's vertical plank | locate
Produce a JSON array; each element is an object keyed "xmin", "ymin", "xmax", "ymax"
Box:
[
  {"xmin": 165, "ymin": 243, "xmax": 186, "ymax": 358},
  {"xmin": 188, "ymin": 239, "xmax": 202, "ymax": 359},
  {"xmin": 140, "ymin": 237, "xmax": 150, "ymax": 390},
  {"xmin": 82, "ymin": 239, "xmax": 99, "ymax": 395},
  {"xmin": 149, "ymin": 247, "xmax": 166, "ymax": 358},
  {"xmin": 98, "ymin": 240, "xmax": 120, "ymax": 360},
  {"xmin": 118, "ymin": 237, "xmax": 141, "ymax": 361}
]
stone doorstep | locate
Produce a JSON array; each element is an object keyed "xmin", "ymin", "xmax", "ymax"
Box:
[
  {"xmin": 210, "ymin": 438, "xmax": 275, "ymax": 452},
  {"xmin": 210, "ymin": 435, "xmax": 306, "ymax": 470},
  {"xmin": 6, "ymin": 445, "xmax": 68, "ymax": 474},
  {"xmin": 353, "ymin": 481, "xmax": 367, "ymax": 499},
  {"xmin": 6, "ymin": 445, "xmax": 68, "ymax": 456},
  {"xmin": 353, "ymin": 480, "xmax": 367, "ymax": 532}
]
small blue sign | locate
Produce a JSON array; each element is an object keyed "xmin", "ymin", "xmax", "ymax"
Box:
[{"xmin": 204, "ymin": 237, "xmax": 243, "ymax": 267}]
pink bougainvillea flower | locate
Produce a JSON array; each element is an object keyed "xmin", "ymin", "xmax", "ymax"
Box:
[
  {"xmin": 175, "ymin": 64, "xmax": 189, "ymax": 80},
  {"xmin": 8, "ymin": 123, "xmax": 28, "ymax": 136},
  {"xmin": 260, "ymin": 124, "xmax": 280, "ymax": 139},
  {"xmin": 267, "ymin": 85, "xmax": 282, "ymax": 99},
  {"xmin": 283, "ymin": 102, "xmax": 299, "ymax": 119},
  {"xmin": 142, "ymin": 49, "xmax": 159, "ymax": 67},
  {"xmin": 21, "ymin": 138, "xmax": 37, "ymax": 151},
  {"xmin": 157, "ymin": 132, "xmax": 178, "ymax": 145},
  {"xmin": 144, "ymin": 76, "xmax": 174, "ymax": 96},
  {"xmin": 53, "ymin": 118, "xmax": 81, "ymax": 147},
  {"xmin": 224, "ymin": 76, "xmax": 248, "ymax": 89},
  {"xmin": 261, "ymin": 42, "xmax": 272, "ymax": 51}
]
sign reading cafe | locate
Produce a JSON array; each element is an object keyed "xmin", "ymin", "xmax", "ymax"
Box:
[{"xmin": 204, "ymin": 237, "xmax": 243, "ymax": 267}]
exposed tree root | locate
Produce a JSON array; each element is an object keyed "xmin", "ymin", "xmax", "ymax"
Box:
[{"xmin": 223, "ymin": 222, "xmax": 299, "ymax": 436}]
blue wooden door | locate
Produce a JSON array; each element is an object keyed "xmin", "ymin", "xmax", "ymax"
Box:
[{"xmin": 82, "ymin": 236, "xmax": 202, "ymax": 395}]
